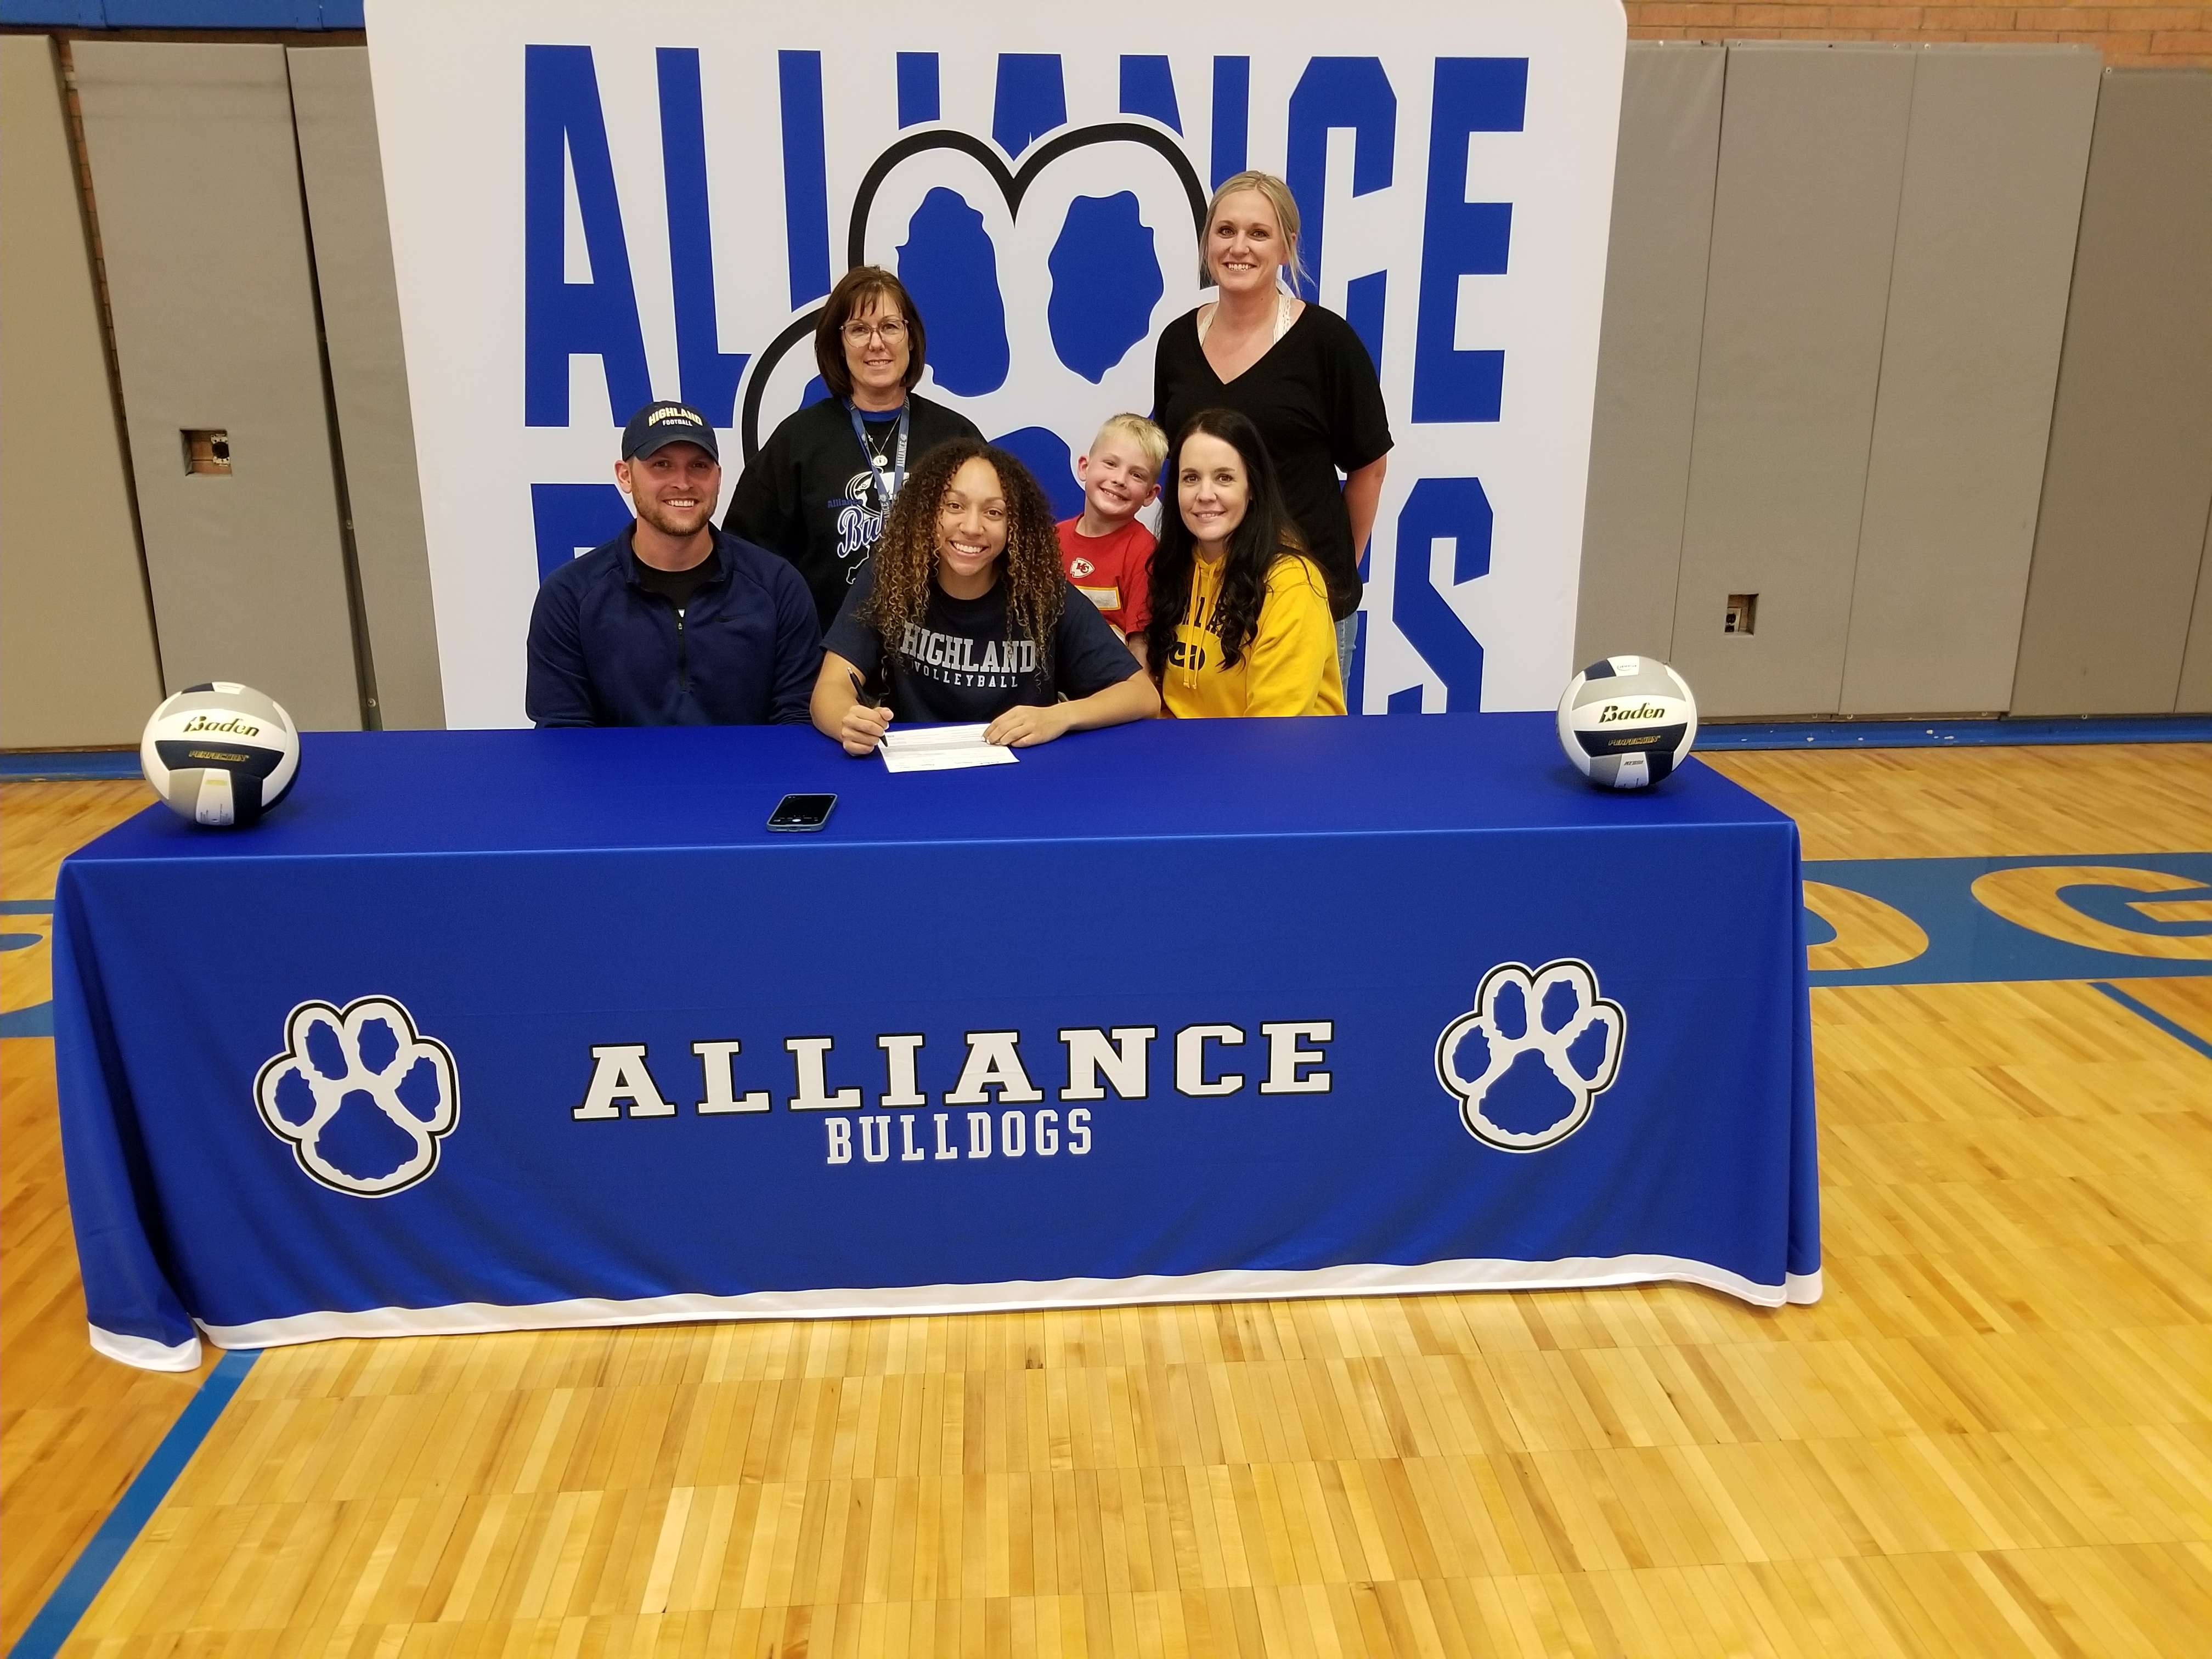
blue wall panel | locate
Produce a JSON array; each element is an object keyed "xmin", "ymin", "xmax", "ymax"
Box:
[{"xmin": 0, "ymin": 2, "xmax": 362, "ymax": 25}]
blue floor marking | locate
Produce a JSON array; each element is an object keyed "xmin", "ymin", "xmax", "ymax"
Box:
[
  {"xmin": 1703, "ymin": 715, "xmax": 2212, "ymax": 749},
  {"xmin": 1804, "ymin": 854, "xmax": 2212, "ymax": 988},
  {"xmin": 0, "ymin": 752, "xmax": 142, "ymax": 782},
  {"xmin": 0, "ymin": 901, "xmax": 55, "ymax": 1038},
  {"xmin": 2092, "ymin": 982, "xmax": 2212, "ymax": 1063},
  {"xmin": 8, "ymin": 1349, "xmax": 258, "ymax": 1659},
  {"xmin": 0, "ymin": 1002, "xmax": 54, "ymax": 1039}
]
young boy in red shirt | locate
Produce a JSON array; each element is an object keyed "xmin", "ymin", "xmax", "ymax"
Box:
[{"xmin": 1057, "ymin": 414, "xmax": 1166, "ymax": 668}]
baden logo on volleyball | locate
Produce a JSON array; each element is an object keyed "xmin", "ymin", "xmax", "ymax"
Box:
[
  {"xmin": 141, "ymin": 682, "xmax": 300, "ymax": 828},
  {"xmin": 1557, "ymin": 657, "xmax": 1699, "ymax": 789},
  {"xmin": 1436, "ymin": 960, "xmax": 1624, "ymax": 1152}
]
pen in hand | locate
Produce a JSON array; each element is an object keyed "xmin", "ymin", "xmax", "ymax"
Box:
[{"xmin": 843, "ymin": 669, "xmax": 891, "ymax": 757}]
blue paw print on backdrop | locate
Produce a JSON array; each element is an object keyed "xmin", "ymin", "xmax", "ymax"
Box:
[
  {"xmin": 733, "ymin": 122, "xmax": 1201, "ymax": 523},
  {"xmin": 1048, "ymin": 193, "xmax": 1163, "ymax": 383},
  {"xmin": 898, "ymin": 189, "xmax": 1009, "ymax": 397},
  {"xmin": 990, "ymin": 427, "xmax": 1082, "ymax": 519},
  {"xmin": 894, "ymin": 187, "xmax": 1165, "ymax": 400},
  {"xmin": 884, "ymin": 185, "xmax": 1166, "ymax": 519},
  {"xmin": 1436, "ymin": 960, "xmax": 1625, "ymax": 1153}
]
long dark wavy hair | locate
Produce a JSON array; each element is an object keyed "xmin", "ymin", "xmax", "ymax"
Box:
[
  {"xmin": 1144, "ymin": 408, "xmax": 1308, "ymax": 677},
  {"xmin": 862, "ymin": 438, "xmax": 1065, "ymax": 669}
]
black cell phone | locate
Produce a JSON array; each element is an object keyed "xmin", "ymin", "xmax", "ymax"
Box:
[{"xmin": 766, "ymin": 792, "xmax": 837, "ymax": 832}]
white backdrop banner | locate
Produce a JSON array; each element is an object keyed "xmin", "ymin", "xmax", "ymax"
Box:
[{"xmin": 366, "ymin": 0, "xmax": 1623, "ymax": 727}]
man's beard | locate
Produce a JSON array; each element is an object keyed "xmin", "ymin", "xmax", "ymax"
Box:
[{"xmin": 640, "ymin": 499, "xmax": 712, "ymax": 539}]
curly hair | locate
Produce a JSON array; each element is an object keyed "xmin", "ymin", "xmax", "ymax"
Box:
[
  {"xmin": 1144, "ymin": 408, "xmax": 1308, "ymax": 678},
  {"xmin": 862, "ymin": 439, "xmax": 1066, "ymax": 675}
]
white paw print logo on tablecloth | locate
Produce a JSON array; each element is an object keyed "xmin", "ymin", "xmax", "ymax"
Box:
[
  {"xmin": 1435, "ymin": 961, "xmax": 1624, "ymax": 1152},
  {"xmin": 256, "ymin": 998, "xmax": 458, "ymax": 1195}
]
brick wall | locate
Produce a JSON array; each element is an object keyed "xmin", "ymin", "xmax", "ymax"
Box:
[{"xmin": 1625, "ymin": 2, "xmax": 2212, "ymax": 67}]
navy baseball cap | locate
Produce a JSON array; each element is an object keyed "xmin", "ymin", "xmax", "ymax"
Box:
[{"xmin": 621, "ymin": 400, "xmax": 719, "ymax": 461}]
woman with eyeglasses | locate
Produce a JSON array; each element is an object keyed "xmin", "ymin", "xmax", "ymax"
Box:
[{"xmin": 724, "ymin": 266, "xmax": 983, "ymax": 631}]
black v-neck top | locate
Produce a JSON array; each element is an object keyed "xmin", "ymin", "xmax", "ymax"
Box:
[{"xmin": 1152, "ymin": 304, "xmax": 1392, "ymax": 619}]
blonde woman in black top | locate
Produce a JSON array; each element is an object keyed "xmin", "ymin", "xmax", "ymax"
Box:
[{"xmin": 1152, "ymin": 172, "xmax": 1392, "ymax": 682}]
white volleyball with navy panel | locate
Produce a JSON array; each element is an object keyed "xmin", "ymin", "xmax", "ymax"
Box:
[
  {"xmin": 1556, "ymin": 657, "xmax": 1699, "ymax": 790},
  {"xmin": 140, "ymin": 683, "xmax": 301, "ymax": 827}
]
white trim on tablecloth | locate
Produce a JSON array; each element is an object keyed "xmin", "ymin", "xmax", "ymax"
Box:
[
  {"xmin": 91, "ymin": 1323, "xmax": 202, "ymax": 1371},
  {"xmin": 188, "ymin": 1255, "xmax": 1823, "ymax": 1356}
]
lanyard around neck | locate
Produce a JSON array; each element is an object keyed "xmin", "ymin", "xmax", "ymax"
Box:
[{"xmin": 848, "ymin": 400, "xmax": 910, "ymax": 506}]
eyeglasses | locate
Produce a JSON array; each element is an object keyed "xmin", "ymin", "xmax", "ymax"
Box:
[{"xmin": 841, "ymin": 318, "xmax": 909, "ymax": 345}]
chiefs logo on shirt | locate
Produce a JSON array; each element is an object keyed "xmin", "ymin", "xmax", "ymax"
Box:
[{"xmin": 1070, "ymin": 557, "xmax": 1095, "ymax": 578}]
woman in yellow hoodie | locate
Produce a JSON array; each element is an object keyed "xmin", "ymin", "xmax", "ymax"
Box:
[{"xmin": 1142, "ymin": 409, "xmax": 1346, "ymax": 718}]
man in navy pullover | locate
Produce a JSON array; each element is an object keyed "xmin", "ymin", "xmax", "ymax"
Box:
[{"xmin": 526, "ymin": 402, "xmax": 820, "ymax": 726}]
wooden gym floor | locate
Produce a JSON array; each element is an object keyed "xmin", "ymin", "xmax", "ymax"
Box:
[{"xmin": 3, "ymin": 744, "xmax": 2209, "ymax": 1657}]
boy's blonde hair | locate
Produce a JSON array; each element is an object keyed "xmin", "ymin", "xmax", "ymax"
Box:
[
  {"xmin": 1090, "ymin": 412, "xmax": 1167, "ymax": 473},
  {"xmin": 1199, "ymin": 171, "xmax": 1311, "ymax": 294}
]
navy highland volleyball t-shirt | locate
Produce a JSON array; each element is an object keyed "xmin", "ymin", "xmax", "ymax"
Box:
[{"xmin": 825, "ymin": 563, "xmax": 1138, "ymax": 726}]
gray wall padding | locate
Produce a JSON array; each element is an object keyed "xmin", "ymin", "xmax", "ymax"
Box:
[
  {"xmin": 1669, "ymin": 44, "xmax": 1915, "ymax": 717},
  {"xmin": 1839, "ymin": 47, "xmax": 2101, "ymax": 716},
  {"xmin": 2178, "ymin": 501, "xmax": 2212, "ymax": 713},
  {"xmin": 74, "ymin": 41, "xmax": 362, "ymax": 730},
  {"xmin": 2012, "ymin": 70, "xmax": 2212, "ymax": 716},
  {"xmin": 288, "ymin": 47, "xmax": 445, "ymax": 730},
  {"xmin": 0, "ymin": 36, "xmax": 166, "ymax": 749},
  {"xmin": 1573, "ymin": 43, "xmax": 1724, "ymax": 671}
]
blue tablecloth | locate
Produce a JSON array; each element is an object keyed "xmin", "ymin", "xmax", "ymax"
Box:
[{"xmin": 55, "ymin": 714, "xmax": 1819, "ymax": 1370}]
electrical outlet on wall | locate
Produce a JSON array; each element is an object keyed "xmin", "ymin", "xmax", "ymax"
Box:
[{"xmin": 182, "ymin": 430, "xmax": 230, "ymax": 476}]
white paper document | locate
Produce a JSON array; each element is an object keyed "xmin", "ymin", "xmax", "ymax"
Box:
[{"xmin": 878, "ymin": 724, "xmax": 1019, "ymax": 774}]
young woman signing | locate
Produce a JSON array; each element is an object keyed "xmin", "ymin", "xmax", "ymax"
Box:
[{"xmin": 812, "ymin": 440, "xmax": 1159, "ymax": 753}]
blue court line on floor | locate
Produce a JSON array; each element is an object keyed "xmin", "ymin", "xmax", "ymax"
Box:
[
  {"xmin": 2092, "ymin": 982, "xmax": 2212, "ymax": 1063},
  {"xmin": 1804, "ymin": 854, "xmax": 2212, "ymax": 988},
  {"xmin": 8, "ymin": 1348, "xmax": 257, "ymax": 1659},
  {"xmin": 0, "ymin": 901, "xmax": 55, "ymax": 1038},
  {"xmin": 1702, "ymin": 716, "xmax": 2212, "ymax": 749},
  {"xmin": 0, "ymin": 752, "xmax": 142, "ymax": 782}
]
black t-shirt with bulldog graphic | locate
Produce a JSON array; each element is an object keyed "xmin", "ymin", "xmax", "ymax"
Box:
[
  {"xmin": 825, "ymin": 560, "xmax": 1138, "ymax": 727},
  {"xmin": 723, "ymin": 393, "xmax": 983, "ymax": 632}
]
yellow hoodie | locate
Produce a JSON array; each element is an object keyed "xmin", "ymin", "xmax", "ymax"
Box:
[{"xmin": 1162, "ymin": 551, "xmax": 1346, "ymax": 718}]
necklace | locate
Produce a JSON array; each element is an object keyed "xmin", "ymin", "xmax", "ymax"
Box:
[
  {"xmin": 848, "ymin": 401, "xmax": 910, "ymax": 503},
  {"xmin": 1198, "ymin": 290, "xmax": 1296, "ymax": 347}
]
